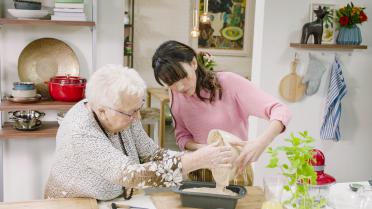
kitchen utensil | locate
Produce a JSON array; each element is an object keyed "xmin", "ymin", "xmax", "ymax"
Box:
[
  {"xmin": 13, "ymin": 81, "xmax": 35, "ymax": 90},
  {"xmin": 309, "ymin": 149, "xmax": 336, "ymax": 202},
  {"xmin": 18, "ymin": 38, "xmax": 80, "ymax": 98},
  {"xmin": 6, "ymin": 94, "xmax": 42, "ymax": 103},
  {"xmin": 349, "ymin": 183, "xmax": 372, "ymax": 193},
  {"xmin": 7, "ymin": 9, "xmax": 49, "ymax": 19},
  {"xmin": 8, "ymin": 110, "xmax": 45, "ymax": 131},
  {"xmin": 11, "ymin": 88, "xmax": 36, "ymax": 98},
  {"xmin": 173, "ymin": 181, "xmax": 247, "ymax": 209},
  {"xmin": 13, "ymin": 0, "xmax": 42, "ymax": 10},
  {"xmin": 111, "ymin": 202, "xmax": 148, "ymax": 209},
  {"xmin": 350, "ymin": 183, "xmax": 364, "ymax": 192},
  {"xmin": 279, "ymin": 57, "xmax": 305, "ymax": 102},
  {"xmin": 47, "ymin": 75, "xmax": 86, "ymax": 102}
]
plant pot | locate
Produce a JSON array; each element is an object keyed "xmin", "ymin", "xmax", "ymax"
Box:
[{"xmin": 336, "ymin": 25, "xmax": 362, "ymax": 45}]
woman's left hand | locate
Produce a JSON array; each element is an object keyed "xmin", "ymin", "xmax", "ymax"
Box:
[{"xmin": 230, "ymin": 137, "xmax": 269, "ymax": 174}]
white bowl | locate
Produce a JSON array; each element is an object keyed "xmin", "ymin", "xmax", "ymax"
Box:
[
  {"xmin": 11, "ymin": 89, "xmax": 36, "ymax": 98},
  {"xmin": 7, "ymin": 9, "xmax": 49, "ymax": 19}
]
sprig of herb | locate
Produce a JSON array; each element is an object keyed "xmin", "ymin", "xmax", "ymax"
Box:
[{"xmin": 267, "ymin": 131, "xmax": 326, "ymax": 209}]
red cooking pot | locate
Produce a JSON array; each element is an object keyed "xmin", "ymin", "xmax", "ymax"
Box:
[{"xmin": 47, "ymin": 76, "xmax": 87, "ymax": 102}]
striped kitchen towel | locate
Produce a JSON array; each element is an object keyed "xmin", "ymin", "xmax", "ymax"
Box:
[{"xmin": 320, "ymin": 56, "xmax": 347, "ymax": 141}]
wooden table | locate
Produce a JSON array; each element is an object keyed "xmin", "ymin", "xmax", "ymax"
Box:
[
  {"xmin": 146, "ymin": 88, "xmax": 169, "ymax": 148},
  {"xmin": 0, "ymin": 198, "xmax": 98, "ymax": 209},
  {"xmin": 150, "ymin": 186, "xmax": 264, "ymax": 209}
]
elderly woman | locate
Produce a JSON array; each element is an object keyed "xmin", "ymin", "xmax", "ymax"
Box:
[{"xmin": 44, "ymin": 64, "xmax": 233, "ymax": 200}]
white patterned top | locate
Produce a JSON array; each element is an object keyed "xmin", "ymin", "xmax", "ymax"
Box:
[{"xmin": 44, "ymin": 100, "xmax": 183, "ymax": 200}]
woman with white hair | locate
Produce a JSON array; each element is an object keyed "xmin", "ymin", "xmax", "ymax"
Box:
[{"xmin": 44, "ymin": 64, "xmax": 233, "ymax": 200}]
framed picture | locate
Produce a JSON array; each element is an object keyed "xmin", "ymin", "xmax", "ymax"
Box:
[
  {"xmin": 191, "ymin": 0, "xmax": 252, "ymax": 56},
  {"xmin": 310, "ymin": 3, "xmax": 336, "ymax": 44}
]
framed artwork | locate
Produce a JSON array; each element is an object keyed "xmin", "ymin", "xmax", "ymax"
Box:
[
  {"xmin": 191, "ymin": 0, "xmax": 252, "ymax": 56},
  {"xmin": 310, "ymin": 3, "xmax": 336, "ymax": 44}
]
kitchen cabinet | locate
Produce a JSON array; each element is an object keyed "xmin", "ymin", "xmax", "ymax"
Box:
[{"xmin": 0, "ymin": 0, "xmax": 97, "ymax": 201}]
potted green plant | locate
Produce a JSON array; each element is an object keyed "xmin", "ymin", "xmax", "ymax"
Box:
[
  {"xmin": 336, "ymin": 2, "xmax": 368, "ymax": 45},
  {"xmin": 266, "ymin": 131, "xmax": 326, "ymax": 209}
]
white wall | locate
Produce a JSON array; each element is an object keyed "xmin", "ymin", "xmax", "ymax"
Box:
[
  {"xmin": 133, "ymin": 0, "xmax": 254, "ymax": 87},
  {"xmin": 0, "ymin": 0, "xmax": 124, "ymax": 201},
  {"xmin": 251, "ymin": 0, "xmax": 372, "ymax": 186}
]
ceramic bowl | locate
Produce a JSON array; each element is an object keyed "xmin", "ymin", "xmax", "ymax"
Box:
[
  {"xmin": 7, "ymin": 8, "xmax": 49, "ymax": 19},
  {"xmin": 13, "ymin": 81, "xmax": 35, "ymax": 90},
  {"xmin": 11, "ymin": 88, "xmax": 36, "ymax": 98}
]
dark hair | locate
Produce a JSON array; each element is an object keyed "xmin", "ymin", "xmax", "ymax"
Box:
[
  {"xmin": 152, "ymin": 40, "xmax": 222, "ymax": 103},
  {"xmin": 152, "ymin": 41, "xmax": 222, "ymax": 134}
]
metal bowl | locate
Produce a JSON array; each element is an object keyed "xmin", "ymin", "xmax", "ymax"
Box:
[
  {"xmin": 14, "ymin": 0, "xmax": 42, "ymax": 10},
  {"xmin": 8, "ymin": 110, "xmax": 45, "ymax": 131},
  {"xmin": 57, "ymin": 112, "xmax": 65, "ymax": 125}
]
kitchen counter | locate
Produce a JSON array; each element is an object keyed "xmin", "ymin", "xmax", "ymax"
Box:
[
  {"xmin": 0, "ymin": 198, "xmax": 98, "ymax": 209},
  {"xmin": 98, "ymin": 186, "xmax": 263, "ymax": 209},
  {"xmin": 1, "ymin": 182, "xmax": 371, "ymax": 209}
]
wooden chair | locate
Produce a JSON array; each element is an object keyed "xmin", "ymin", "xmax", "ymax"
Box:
[{"xmin": 140, "ymin": 107, "xmax": 160, "ymax": 145}]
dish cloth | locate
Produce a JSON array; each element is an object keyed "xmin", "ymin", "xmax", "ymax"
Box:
[{"xmin": 320, "ymin": 56, "xmax": 347, "ymax": 141}]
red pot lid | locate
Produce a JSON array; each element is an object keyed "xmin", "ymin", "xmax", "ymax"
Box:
[{"xmin": 50, "ymin": 75, "xmax": 86, "ymax": 85}]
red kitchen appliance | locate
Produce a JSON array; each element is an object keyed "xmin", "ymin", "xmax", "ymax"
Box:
[
  {"xmin": 309, "ymin": 149, "xmax": 336, "ymax": 202},
  {"xmin": 47, "ymin": 76, "xmax": 86, "ymax": 102}
]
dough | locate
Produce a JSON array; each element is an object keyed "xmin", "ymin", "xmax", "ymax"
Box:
[
  {"xmin": 183, "ymin": 187, "xmax": 237, "ymax": 196},
  {"xmin": 207, "ymin": 129, "xmax": 242, "ymax": 190}
]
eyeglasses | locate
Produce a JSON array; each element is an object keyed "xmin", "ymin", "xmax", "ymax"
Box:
[{"xmin": 108, "ymin": 100, "xmax": 145, "ymax": 120}]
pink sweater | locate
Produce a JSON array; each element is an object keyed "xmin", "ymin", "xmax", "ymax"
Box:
[{"xmin": 170, "ymin": 72, "xmax": 292, "ymax": 150}]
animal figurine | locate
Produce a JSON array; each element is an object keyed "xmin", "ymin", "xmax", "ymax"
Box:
[{"xmin": 301, "ymin": 6, "xmax": 329, "ymax": 44}]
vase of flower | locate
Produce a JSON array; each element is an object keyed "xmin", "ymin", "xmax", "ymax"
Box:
[
  {"xmin": 336, "ymin": 25, "xmax": 362, "ymax": 45},
  {"xmin": 336, "ymin": 2, "xmax": 368, "ymax": 45}
]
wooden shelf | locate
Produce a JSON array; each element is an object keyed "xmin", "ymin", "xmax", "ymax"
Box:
[
  {"xmin": 0, "ymin": 121, "xmax": 58, "ymax": 139},
  {"xmin": 290, "ymin": 43, "xmax": 368, "ymax": 50},
  {"xmin": 0, "ymin": 100, "xmax": 76, "ymax": 111},
  {"xmin": 0, "ymin": 18, "xmax": 95, "ymax": 27}
]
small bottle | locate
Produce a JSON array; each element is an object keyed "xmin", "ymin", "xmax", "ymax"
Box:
[{"xmin": 124, "ymin": 11, "xmax": 130, "ymax": 25}]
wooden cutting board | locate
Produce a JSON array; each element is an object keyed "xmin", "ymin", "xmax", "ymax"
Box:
[
  {"xmin": 150, "ymin": 186, "xmax": 264, "ymax": 209},
  {"xmin": 279, "ymin": 58, "xmax": 305, "ymax": 102},
  {"xmin": 0, "ymin": 198, "xmax": 98, "ymax": 209}
]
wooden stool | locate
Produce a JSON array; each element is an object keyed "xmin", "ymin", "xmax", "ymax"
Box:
[{"xmin": 140, "ymin": 107, "xmax": 160, "ymax": 146}]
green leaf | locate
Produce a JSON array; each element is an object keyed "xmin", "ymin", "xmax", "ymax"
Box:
[{"xmin": 267, "ymin": 157, "xmax": 279, "ymax": 168}]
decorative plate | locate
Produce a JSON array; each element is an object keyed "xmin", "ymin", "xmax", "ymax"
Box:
[
  {"xmin": 6, "ymin": 94, "xmax": 42, "ymax": 103},
  {"xmin": 221, "ymin": 26, "xmax": 244, "ymax": 41},
  {"xmin": 18, "ymin": 38, "xmax": 80, "ymax": 98}
]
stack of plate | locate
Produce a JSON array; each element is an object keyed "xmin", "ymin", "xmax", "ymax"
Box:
[{"xmin": 7, "ymin": 82, "xmax": 41, "ymax": 103}]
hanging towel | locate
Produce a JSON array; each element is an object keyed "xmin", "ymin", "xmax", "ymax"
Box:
[{"xmin": 320, "ymin": 56, "xmax": 347, "ymax": 141}]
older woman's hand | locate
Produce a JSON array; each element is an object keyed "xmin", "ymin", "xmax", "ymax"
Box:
[
  {"xmin": 194, "ymin": 141, "xmax": 234, "ymax": 170},
  {"xmin": 181, "ymin": 142, "xmax": 234, "ymax": 175}
]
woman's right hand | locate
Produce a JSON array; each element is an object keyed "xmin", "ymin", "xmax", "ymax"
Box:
[{"xmin": 194, "ymin": 142, "xmax": 233, "ymax": 170}]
